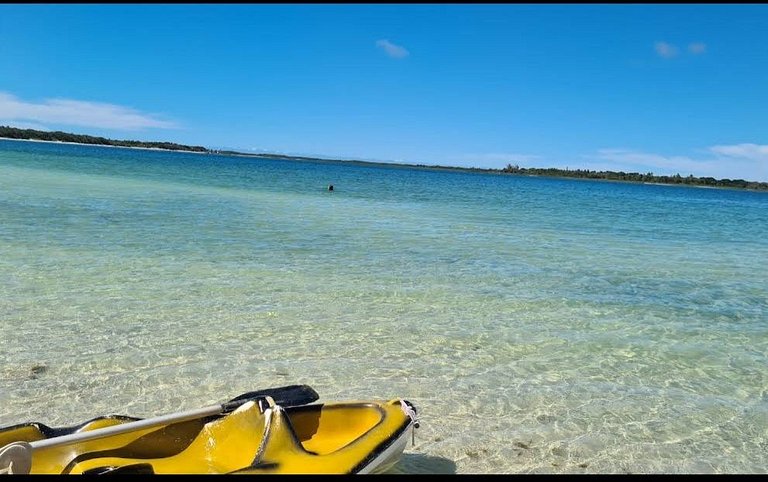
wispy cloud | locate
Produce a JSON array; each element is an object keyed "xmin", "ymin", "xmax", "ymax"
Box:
[
  {"xmin": 0, "ymin": 92, "xmax": 177, "ymax": 130},
  {"xmin": 654, "ymin": 41, "xmax": 679, "ymax": 59},
  {"xmin": 709, "ymin": 143, "xmax": 768, "ymax": 162},
  {"xmin": 654, "ymin": 41, "xmax": 707, "ymax": 59},
  {"xmin": 688, "ymin": 42, "xmax": 707, "ymax": 55},
  {"xmin": 590, "ymin": 145, "xmax": 768, "ymax": 182},
  {"xmin": 376, "ymin": 39, "xmax": 409, "ymax": 59}
]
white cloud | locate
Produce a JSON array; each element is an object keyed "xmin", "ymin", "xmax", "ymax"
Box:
[
  {"xmin": 707, "ymin": 144, "xmax": 768, "ymax": 181},
  {"xmin": 591, "ymin": 145, "xmax": 768, "ymax": 182},
  {"xmin": 0, "ymin": 92, "xmax": 177, "ymax": 130},
  {"xmin": 688, "ymin": 42, "xmax": 707, "ymax": 55},
  {"xmin": 654, "ymin": 41, "xmax": 679, "ymax": 59},
  {"xmin": 708, "ymin": 143, "xmax": 768, "ymax": 161},
  {"xmin": 376, "ymin": 39, "xmax": 409, "ymax": 59}
]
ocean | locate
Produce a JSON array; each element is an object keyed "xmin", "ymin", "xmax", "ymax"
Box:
[{"xmin": 1, "ymin": 138, "xmax": 766, "ymax": 473}]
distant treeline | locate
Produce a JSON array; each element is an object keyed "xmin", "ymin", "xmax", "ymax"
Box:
[
  {"xmin": 501, "ymin": 164, "xmax": 768, "ymax": 191},
  {"xmin": 2, "ymin": 125, "xmax": 766, "ymax": 190},
  {"xmin": 0, "ymin": 126, "xmax": 208, "ymax": 152}
]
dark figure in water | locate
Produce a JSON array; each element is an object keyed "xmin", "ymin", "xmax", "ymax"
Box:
[{"xmin": 328, "ymin": 184, "xmax": 334, "ymax": 191}]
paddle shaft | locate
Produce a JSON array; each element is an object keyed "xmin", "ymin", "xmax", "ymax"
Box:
[
  {"xmin": 0, "ymin": 401, "xmax": 257, "ymax": 475},
  {"xmin": 18, "ymin": 392, "xmax": 291, "ymax": 452},
  {"xmin": 28, "ymin": 403, "xmax": 226, "ymax": 451}
]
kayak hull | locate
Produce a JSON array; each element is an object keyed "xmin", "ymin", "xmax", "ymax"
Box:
[{"xmin": 0, "ymin": 393, "xmax": 418, "ymax": 474}]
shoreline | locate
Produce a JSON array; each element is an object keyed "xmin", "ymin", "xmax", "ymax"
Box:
[
  {"xmin": 2, "ymin": 136, "xmax": 766, "ymax": 193},
  {"xmin": 0, "ymin": 136, "xmax": 211, "ymax": 155}
]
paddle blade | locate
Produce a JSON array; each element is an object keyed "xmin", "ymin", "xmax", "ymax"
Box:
[{"xmin": 225, "ymin": 385, "xmax": 319, "ymax": 409}]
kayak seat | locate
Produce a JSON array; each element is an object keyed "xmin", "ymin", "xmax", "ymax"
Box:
[
  {"xmin": 288, "ymin": 404, "xmax": 385, "ymax": 455},
  {"xmin": 67, "ymin": 401, "xmax": 269, "ymax": 474}
]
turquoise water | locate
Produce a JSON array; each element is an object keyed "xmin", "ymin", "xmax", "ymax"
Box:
[{"xmin": 1, "ymin": 139, "xmax": 766, "ymax": 473}]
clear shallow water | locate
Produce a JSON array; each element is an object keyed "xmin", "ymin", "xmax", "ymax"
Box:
[{"xmin": 1, "ymin": 139, "xmax": 766, "ymax": 474}]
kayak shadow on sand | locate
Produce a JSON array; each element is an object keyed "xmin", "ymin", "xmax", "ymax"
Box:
[{"xmin": 387, "ymin": 453, "xmax": 457, "ymax": 474}]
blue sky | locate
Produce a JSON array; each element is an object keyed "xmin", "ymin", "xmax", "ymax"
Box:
[{"xmin": 1, "ymin": 4, "xmax": 767, "ymax": 181}]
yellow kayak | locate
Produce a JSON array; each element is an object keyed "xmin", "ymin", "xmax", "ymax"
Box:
[{"xmin": 0, "ymin": 385, "xmax": 419, "ymax": 474}]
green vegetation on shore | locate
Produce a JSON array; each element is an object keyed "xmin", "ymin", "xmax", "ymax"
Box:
[
  {"xmin": 0, "ymin": 125, "xmax": 209, "ymax": 153},
  {"xmin": 500, "ymin": 164, "xmax": 768, "ymax": 191},
  {"xmin": 2, "ymin": 125, "xmax": 766, "ymax": 191}
]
